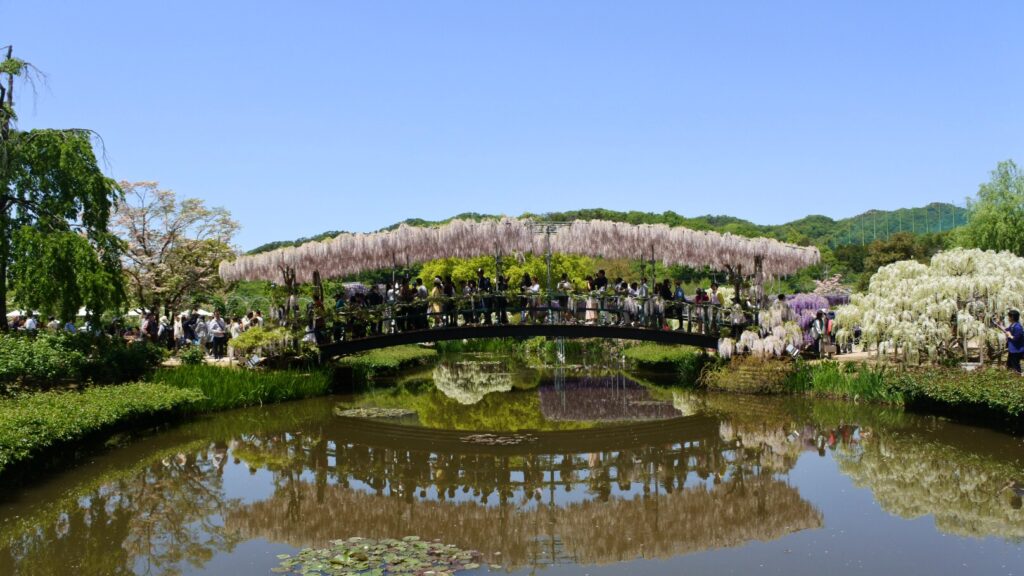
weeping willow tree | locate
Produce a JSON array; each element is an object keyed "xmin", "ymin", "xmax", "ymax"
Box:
[{"xmin": 0, "ymin": 46, "xmax": 123, "ymax": 328}]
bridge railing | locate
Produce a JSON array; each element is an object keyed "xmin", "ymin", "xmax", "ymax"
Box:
[{"xmin": 313, "ymin": 290, "xmax": 755, "ymax": 345}]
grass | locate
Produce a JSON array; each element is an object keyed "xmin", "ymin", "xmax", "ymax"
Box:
[
  {"xmin": 336, "ymin": 345, "xmax": 437, "ymax": 380},
  {"xmin": 150, "ymin": 364, "xmax": 332, "ymax": 412},
  {"xmin": 787, "ymin": 361, "xmax": 904, "ymax": 404},
  {"xmin": 0, "ymin": 383, "xmax": 204, "ymax": 476},
  {"xmin": 623, "ymin": 343, "xmax": 719, "ymax": 383}
]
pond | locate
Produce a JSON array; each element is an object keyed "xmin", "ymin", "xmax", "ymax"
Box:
[{"xmin": 2, "ymin": 356, "xmax": 1023, "ymax": 575}]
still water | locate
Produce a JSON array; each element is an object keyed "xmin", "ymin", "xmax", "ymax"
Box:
[{"xmin": 2, "ymin": 359, "xmax": 1023, "ymax": 575}]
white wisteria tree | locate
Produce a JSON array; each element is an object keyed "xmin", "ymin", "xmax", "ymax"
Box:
[
  {"xmin": 835, "ymin": 248, "xmax": 1024, "ymax": 364},
  {"xmin": 113, "ymin": 181, "xmax": 239, "ymax": 318}
]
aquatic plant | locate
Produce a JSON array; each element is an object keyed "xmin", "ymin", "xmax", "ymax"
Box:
[{"xmin": 274, "ymin": 536, "xmax": 481, "ymax": 575}]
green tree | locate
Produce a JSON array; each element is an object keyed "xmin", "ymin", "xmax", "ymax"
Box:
[
  {"xmin": 956, "ymin": 159, "xmax": 1024, "ymax": 254},
  {"xmin": 0, "ymin": 47, "xmax": 123, "ymax": 327}
]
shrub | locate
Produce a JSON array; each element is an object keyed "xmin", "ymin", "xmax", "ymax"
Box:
[
  {"xmin": 230, "ymin": 326, "xmax": 294, "ymax": 357},
  {"xmin": 623, "ymin": 343, "xmax": 720, "ymax": 383},
  {"xmin": 150, "ymin": 365, "xmax": 331, "ymax": 412},
  {"xmin": 336, "ymin": 345, "xmax": 437, "ymax": 381},
  {"xmin": 0, "ymin": 333, "xmax": 86, "ymax": 383},
  {"xmin": 0, "ymin": 383, "xmax": 204, "ymax": 476},
  {"xmin": 178, "ymin": 345, "xmax": 206, "ymax": 366},
  {"xmin": 893, "ymin": 367, "xmax": 1024, "ymax": 417},
  {"xmin": 699, "ymin": 356, "xmax": 795, "ymax": 394},
  {"xmin": 0, "ymin": 332, "xmax": 165, "ymax": 387}
]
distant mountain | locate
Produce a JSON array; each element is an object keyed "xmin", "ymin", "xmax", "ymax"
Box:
[{"xmin": 246, "ymin": 203, "xmax": 966, "ymax": 255}]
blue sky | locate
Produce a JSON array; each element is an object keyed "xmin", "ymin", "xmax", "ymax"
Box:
[{"xmin": 4, "ymin": 1, "xmax": 1021, "ymax": 250}]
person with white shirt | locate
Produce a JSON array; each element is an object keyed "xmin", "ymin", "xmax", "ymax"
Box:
[{"xmin": 208, "ymin": 311, "xmax": 228, "ymax": 359}]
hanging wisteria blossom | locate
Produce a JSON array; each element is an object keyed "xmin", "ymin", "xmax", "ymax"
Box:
[
  {"xmin": 218, "ymin": 218, "xmax": 820, "ymax": 283},
  {"xmin": 835, "ymin": 248, "xmax": 1024, "ymax": 364}
]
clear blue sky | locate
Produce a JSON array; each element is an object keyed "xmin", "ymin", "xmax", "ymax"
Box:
[{"xmin": 4, "ymin": 1, "xmax": 1022, "ymax": 250}]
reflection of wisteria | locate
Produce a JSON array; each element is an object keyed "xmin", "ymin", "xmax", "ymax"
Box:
[
  {"xmin": 539, "ymin": 374, "xmax": 681, "ymax": 421},
  {"xmin": 432, "ymin": 361, "xmax": 514, "ymax": 405},
  {"xmin": 835, "ymin": 433, "xmax": 1024, "ymax": 540},
  {"xmin": 222, "ymin": 418, "xmax": 820, "ymax": 570}
]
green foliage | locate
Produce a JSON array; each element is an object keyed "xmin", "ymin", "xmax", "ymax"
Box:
[
  {"xmin": 418, "ymin": 252, "xmax": 595, "ymax": 289},
  {"xmin": 0, "ymin": 383, "xmax": 204, "ymax": 475},
  {"xmin": 336, "ymin": 345, "xmax": 437, "ymax": 380},
  {"xmin": 150, "ymin": 365, "xmax": 331, "ymax": 412},
  {"xmin": 623, "ymin": 343, "xmax": 719, "ymax": 383},
  {"xmin": 0, "ymin": 333, "xmax": 85, "ymax": 383},
  {"xmin": 955, "ymin": 159, "xmax": 1024, "ymax": 255},
  {"xmin": 2, "ymin": 128, "xmax": 124, "ymax": 324},
  {"xmin": 275, "ymin": 537, "xmax": 480, "ymax": 576},
  {"xmin": 701, "ymin": 358, "xmax": 902, "ymax": 402},
  {"xmin": 892, "ymin": 366, "xmax": 1024, "ymax": 417},
  {"xmin": 10, "ymin": 226, "xmax": 124, "ymax": 322},
  {"xmin": 786, "ymin": 361, "xmax": 904, "ymax": 403},
  {"xmin": 699, "ymin": 356, "xmax": 796, "ymax": 394},
  {"xmin": 177, "ymin": 345, "xmax": 206, "ymax": 366},
  {"xmin": 0, "ymin": 332, "xmax": 165, "ymax": 386},
  {"xmin": 229, "ymin": 326, "xmax": 293, "ymax": 356}
]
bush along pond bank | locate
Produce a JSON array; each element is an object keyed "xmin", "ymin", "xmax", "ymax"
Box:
[
  {"xmin": 0, "ymin": 364, "xmax": 335, "ymax": 485},
  {"xmin": 0, "ymin": 383, "xmax": 204, "ymax": 481},
  {"xmin": 334, "ymin": 345, "xmax": 439, "ymax": 384},
  {"xmin": 697, "ymin": 356, "xmax": 1024, "ymax": 430},
  {"xmin": 622, "ymin": 343, "xmax": 720, "ymax": 384}
]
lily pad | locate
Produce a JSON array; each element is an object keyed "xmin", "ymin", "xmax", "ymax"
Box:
[
  {"xmin": 275, "ymin": 536, "xmax": 482, "ymax": 575},
  {"xmin": 334, "ymin": 407, "xmax": 417, "ymax": 419}
]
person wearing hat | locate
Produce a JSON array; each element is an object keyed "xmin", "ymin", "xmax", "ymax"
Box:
[{"xmin": 1002, "ymin": 310, "xmax": 1024, "ymax": 373}]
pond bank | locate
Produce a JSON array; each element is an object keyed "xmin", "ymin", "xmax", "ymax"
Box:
[
  {"xmin": 698, "ymin": 355, "xmax": 1024, "ymax": 431},
  {"xmin": 0, "ymin": 364, "xmax": 334, "ymax": 485}
]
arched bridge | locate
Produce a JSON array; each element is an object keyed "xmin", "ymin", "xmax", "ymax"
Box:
[{"xmin": 319, "ymin": 322, "xmax": 719, "ymax": 358}]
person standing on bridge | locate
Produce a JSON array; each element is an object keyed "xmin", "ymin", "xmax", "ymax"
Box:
[
  {"xmin": 477, "ymin": 268, "xmax": 493, "ymax": 325},
  {"xmin": 496, "ymin": 274, "xmax": 510, "ymax": 325},
  {"xmin": 557, "ymin": 273, "xmax": 573, "ymax": 323},
  {"xmin": 429, "ymin": 278, "xmax": 444, "ymax": 328},
  {"xmin": 413, "ymin": 278, "xmax": 427, "ymax": 329}
]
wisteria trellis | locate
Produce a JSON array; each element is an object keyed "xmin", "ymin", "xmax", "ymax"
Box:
[{"xmin": 218, "ymin": 218, "xmax": 820, "ymax": 283}]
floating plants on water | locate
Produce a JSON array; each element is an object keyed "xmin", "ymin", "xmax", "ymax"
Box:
[
  {"xmin": 273, "ymin": 536, "xmax": 481, "ymax": 575},
  {"xmin": 334, "ymin": 406, "xmax": 417, "ymax": 419},
  {"xmin": 459, "ymin": 433, "xmax": 538, "ymax": 446}
]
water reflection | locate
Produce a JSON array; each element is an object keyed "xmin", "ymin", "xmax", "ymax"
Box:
[
  {"xmin": 1, "ymin": 386, "xmax": 1022, "ymax": 575},
  {"xmin": 433, "ymin": 360, "xmax": 514, "ymax": 404},
  {"xmin": 539, "ymin": 372, "xmax": 681, "ymax": 422}
]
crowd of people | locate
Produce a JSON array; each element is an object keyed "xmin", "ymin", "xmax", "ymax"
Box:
[
  {"xmin": 7, "ymin": 308, "xmax": 270, "ymax": 362},
  {"xmin": 321, "ymin": 268, "xmax": 744, "ymax": 344}
]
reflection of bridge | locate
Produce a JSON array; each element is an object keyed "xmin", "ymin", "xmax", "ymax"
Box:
[
  {"xmin": 225, "ymin": 414, "xmax": 822, "ymax": 570},
  {"xmin": 320, "ymin": 322, "xmax": 719, "ymax": 358}
]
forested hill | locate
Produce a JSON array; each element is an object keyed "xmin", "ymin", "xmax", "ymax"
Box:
[{"xmin": 246, "ymin": 203, "xmax": 966, "ymax": 255}]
